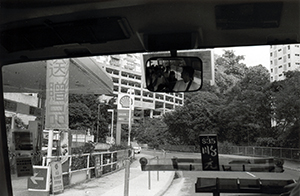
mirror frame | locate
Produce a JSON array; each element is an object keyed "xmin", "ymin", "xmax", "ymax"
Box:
[{"xmin": 145, "ymin": 56, "xmax": 203, "ymax": 93}]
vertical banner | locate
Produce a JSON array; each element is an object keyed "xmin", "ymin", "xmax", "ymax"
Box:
[
  {"xmin": 199, "ymin": 134, "xmax": 219, "ymax": 171},
  {"xmin": 45, "ymin": 59, "xmax": 69, "ymax": 129}
]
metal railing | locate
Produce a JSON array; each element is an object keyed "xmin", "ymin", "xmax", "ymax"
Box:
[
  {"xmin": 223, "ymin": 146, "xmax": 300, "ymax": 161},
  {"xmin": 42, "ymin": 149, "xmax": 132, "ymax": 187},
  {"xmin": 158, "ymin": 145, "xmax": 300, "ymax": 161}
]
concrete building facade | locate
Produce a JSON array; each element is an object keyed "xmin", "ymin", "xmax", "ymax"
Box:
[
  {"xmin": 270, "ymin": 44, "xmax": 300, "ymax": 82},
  {"xmin": 93, "ymin": 54, "xmax": 184, "ymax": 118}
]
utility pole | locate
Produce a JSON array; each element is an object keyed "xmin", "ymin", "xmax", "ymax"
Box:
[{"xmin": 96, "ymin": 103, "xmax": 100, "ymax": 143}]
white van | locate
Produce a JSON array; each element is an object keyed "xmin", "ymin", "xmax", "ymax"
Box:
[{"xmin": 131, "ymin": 142, "xmax": 141, "ymax": 154}]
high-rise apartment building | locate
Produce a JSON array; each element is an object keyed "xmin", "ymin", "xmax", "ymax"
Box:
[
  {"xmin": 93, "ymin": 54, "xmax": 184, "ymax": 118},
  {"xmin": 270, "ymin": 44, "xmax": 300, "ymax": 82}
]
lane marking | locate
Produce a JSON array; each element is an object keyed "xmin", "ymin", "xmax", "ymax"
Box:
[{"xmin": 246, "ymin": 172, "xmax": 256, "ymax": 178}]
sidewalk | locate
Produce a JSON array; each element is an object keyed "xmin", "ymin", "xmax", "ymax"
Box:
[{"xmin": 60, "ymin": 155, "xmax": 175, "ymax": 196}]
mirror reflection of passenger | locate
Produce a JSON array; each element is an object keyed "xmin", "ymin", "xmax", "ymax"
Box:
[
  {"xmin": 146, "ymin": 66, "xmax": 159, "ymax": 91},
  {"xmin": 154, "ymin": 66, "xmax": 167, "ymax": 91},
  {"xmin": 156, "ymin": 70, "xmax": 178, "ymax": 91},
  {"xmin": 164, "ymin": 71, "xmax": 177, "ymax": 91},
  {"xmin": 173, "ymin": 66, "xmax": 200, "ymax": 92}
]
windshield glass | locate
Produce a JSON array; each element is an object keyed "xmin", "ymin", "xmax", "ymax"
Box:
[{"xmin": 3, "ymin": 44, "xmax": 300, "ymax": 196}]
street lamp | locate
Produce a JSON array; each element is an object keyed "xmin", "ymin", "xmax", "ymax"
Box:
[
  {"xmin": 96, "ymin": 103, "xmax": 100, "ymax": 143},
  {"xmin": 107, "ymin": 109, "xmax": 114, "ymax": 144}
]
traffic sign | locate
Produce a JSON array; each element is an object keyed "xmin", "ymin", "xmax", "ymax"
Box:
[
  {"xmin": 50, "ymin": 161, "xmax": 64, "ymax": 193},
  {"xmin": 28, "ymin": 166, "xmax": 50, "ymax": 191}
]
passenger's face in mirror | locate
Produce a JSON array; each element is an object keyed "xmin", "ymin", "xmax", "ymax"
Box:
[
  {"xmin": 181, "ymin": 67, "xmax": 194, "ymax": 83},
  {"xmin": 145, "ymin": 57, "xmax": 203, "ymax": 92}
]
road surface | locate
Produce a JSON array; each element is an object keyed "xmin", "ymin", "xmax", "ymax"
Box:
[{"xmin": 141, "ymin": 150, "xmax": 300, "ymax": 196}]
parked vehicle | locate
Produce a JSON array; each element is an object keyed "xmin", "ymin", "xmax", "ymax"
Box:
[{"xmin": 131, "ymin": 142, "xmax": 142, "ymax": 154}]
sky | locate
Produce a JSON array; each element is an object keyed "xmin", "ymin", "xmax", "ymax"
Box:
[{"xmin": 214, "ymin": 45, "xmax": 270, "ymax": 71}]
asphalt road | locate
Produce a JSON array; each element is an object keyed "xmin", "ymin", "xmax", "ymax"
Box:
[{"xmin": 140, "ymin": 150, "xmax": 300, "ymax": 196}]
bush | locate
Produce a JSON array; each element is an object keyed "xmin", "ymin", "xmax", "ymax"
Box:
[
  {"xmin": 255, "ymin": 137, "xmax": 277, "ymax": 147},
  {"xmin": 71, "ymin": 142, "xmax": 95, "ymax": 154},
  {"xmin": 109, "ymin": 144, "xmax": 129, "ymax": 151}
]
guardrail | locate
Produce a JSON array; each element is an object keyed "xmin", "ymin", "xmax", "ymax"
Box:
[
  {"xmin": 223, "ymin": 146, "xmax": 300, "ymax": 161},
  {"xmin": 42, "ymin": 149, "xmax": 133, "ymax": 187},
  {"xmin": 158, "ymin": 145, "xmax": 300, "ymax": 161}
]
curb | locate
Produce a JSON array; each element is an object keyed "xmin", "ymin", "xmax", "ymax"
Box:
[
  {"xmin": 155, "ymin": 171, "xmax": 175, "ymax": 196},
  {"xmin": 284, "ymin": 166, "xmax": 300, "ymax": 172},
  {"xmin": 283, "ymin": 160, "xmax": 300, "ymax": 172}
]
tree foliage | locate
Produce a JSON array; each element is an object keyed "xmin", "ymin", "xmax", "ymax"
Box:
[
  {"xmin": 269, "ymin": 71, "xmax": 300, "ymax": 147},
  {"xmin": 217, "ymin": 65, "xmax": 272, "ymax": 144},
  {"xmin": 163, "ymin": 91, "xmax": 222, "ymax": 146},
  {"xmin": 136, "ymin": 50, "xmax": 288, "ymax": 147},
  {"xmin": 69, "ymin": 94, "xmax": 116, "ymax": 142},
  {"xmin": 214, "ymin": 50, "xmax": 247, "ymax": 94},
  {"xmin": 132, "ymin": 117, "xmax": 170, "ymax": 148}
]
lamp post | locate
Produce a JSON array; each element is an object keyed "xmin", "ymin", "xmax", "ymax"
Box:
[
  {"xmin": 107, "ymin": 109, "xmax": 114, "ymax": 144},
  {"xmin": 96, "ymin": 103, "xmax": 100, "ymax": 143}
]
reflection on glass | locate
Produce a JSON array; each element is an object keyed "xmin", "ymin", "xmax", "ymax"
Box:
[{"xmin": 146, "ymin": 57, "xmax": 202, "ymax": 92}]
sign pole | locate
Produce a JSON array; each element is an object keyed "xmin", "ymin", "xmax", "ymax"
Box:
[
  {"xmin": 127, "ymin": 89, "xmax": 134, "ymax": 147},
  {"xmin": 124, "ymin": 159, "xmax": 130, "ymax": 196},
  {"xmin": 111, "ymin": 111, "xmax": 114, "ymax": 143},
  {"xmin": 128, "ymin": 104, "xmax": 132, "ymax": 147},
  {"xmin": 46, "ymin": 130, "xmax": 53, "ymax": 165}
]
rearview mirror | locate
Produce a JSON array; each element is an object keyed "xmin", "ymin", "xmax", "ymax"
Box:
[{"xmin": 145, "ymin": 57, "xmax": 203, "ymax": 92}]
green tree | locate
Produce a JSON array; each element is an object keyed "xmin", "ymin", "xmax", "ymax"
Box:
[
  {"xmin": 163, "ymin": 91, "xmax": 222, "ymax": 145},
  {"xmin": 69, "ymin": 102, "xmax": 92, "ymax": 130},
  {"xmin": 216, "ymin": 65, "xmax": 271, "ymax": 145},
  {"xmin": 69, "ymin": 94, "xmax": 116, "ymax": 142},
  {"xmin": 134, "ymin": 51, "xmax": 274, "ymax": 147},
  {"xmin": 132, "ymin": 117, "xmax": 170, "ymax": 147},
  {"xmin": 215, "ymin": 50, "xmax": 247, "ymax": 94},
  {"xmin": 270, "ymin": 71, "xmax": 300, "ymax": 147}
]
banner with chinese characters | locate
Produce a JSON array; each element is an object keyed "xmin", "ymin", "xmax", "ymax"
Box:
[
  {"xmin": 45, "ymin": 59, "xmax": 69, "ymax": 129},
  {"xmin": 199, "ymin": 134, "xmax": 219, "ymax": 171}
]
